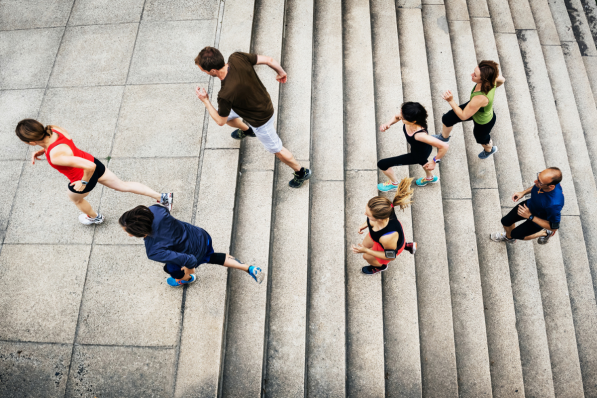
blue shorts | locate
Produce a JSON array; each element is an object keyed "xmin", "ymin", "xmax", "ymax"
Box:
[{"xmin": 163, "ymin": 238, "xmax": 214, "ymax": 279}]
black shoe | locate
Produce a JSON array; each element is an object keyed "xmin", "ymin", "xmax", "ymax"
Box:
[
  {"xmin": 288, "ymin": 168, "xmax": 312, "ymax": 188},
  {"xmin": 362, "ymin": 264, "xmax": 388, "ymax": 275},
  {"xmin": 405, "ymin": 242, "xmax": 417, "ymax": 255},
  {"xmin": 230, "ymin": 128, "xmax": 255, "ymax": 140}
]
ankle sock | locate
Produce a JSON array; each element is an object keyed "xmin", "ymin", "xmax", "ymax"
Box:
[
  {"xmin": 295, "ymin": 167, "xmax": 306, "ymax": 178},
  {"xmin": 243, "ymin": 126, "xmax": 254, "ymax": 134}
]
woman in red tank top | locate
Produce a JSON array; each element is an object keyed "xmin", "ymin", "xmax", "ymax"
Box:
[{"xmin": 16, "ymin": 119, "xmax": 173, "ymax": 225}]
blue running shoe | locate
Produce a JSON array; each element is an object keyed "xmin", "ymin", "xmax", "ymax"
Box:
[
  {"xmin": 167, "ymin": 274, "xmax": 196, "ymax": 287},
  {"xmin": 431, "ymin": 134, "xmax": 450, "ymax": 142},
  {"xmin": 248, "ymin": 266, "xmax": 265, "ymax": 284},
  {"xmin": 415, "ymin": 175, "xmax": 439, "ymax": 186},
  {"xmin": 377, "ymin": 180, "xmax": 399, "ymax": 192},
  {"xmin": 478, "ymin": 146, "xmax": 498, "ymax": 159}
]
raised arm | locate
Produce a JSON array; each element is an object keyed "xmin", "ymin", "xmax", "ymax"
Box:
[
  {"xmin": 195, "ymin": 87, "xmax": 228, "ymax": 126},
  {"xmin": 442, "ymin": 89, "xmax": 487, "ymax": 121},
  {"xmin": 380, "ymin": 114, "xmax": 401, "ymax": 132},
  {"xmin": 495, "ymin": 75, "xmax": 506, "ymax": 88},
  {"xmin": 256, "ymin": 55, "xmax": 287, "ymax": 83}
]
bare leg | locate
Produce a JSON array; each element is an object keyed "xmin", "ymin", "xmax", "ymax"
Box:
[
  {"xmin": 524, "ymin": 230, "xmax": 548, "ymax": 241},
  {"xmin": 223, "ymin": 254, "xmax": 250, "ymax": 272},
  {"xmin": 98, "ymin": 168, "xmax": 161, "ymax": 201},
  {"xmin": 481, "ymin": 139, "xmax": 493, "ymax": 153},
  {"xmin": 361, "ymin": 234, "xmax": 383, "ymax": 267},
  {"xmin": 503, "ymin": 223, "xmax": 515, "ymax": 239},
  {"xmin": 423, "ymin": 165, "xmax": 434, "ymax": 180},
  {"xmin": 275, "ymin": 147, "xmax": 301, "ymax": 172},
  {"xmin": 442, "ymin": 123, "xmax": 453, "ymax": 139},
  {"xmin": 226, "ymin": 118, "xmax": 249, "ymax": 131},
  {"xmin": 381, "ymin": 167, "xmax": 399, "ymax": 184},
  {"xmin": 67, "ymin": 191, "xmax": 97, "ymax": 218}
]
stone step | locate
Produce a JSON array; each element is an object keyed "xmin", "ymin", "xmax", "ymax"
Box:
[
  {"xmin": 445, "ymin": 1, "xmax": 526, "ymax": 394},
  {"xmin": 370, "ymin": 0, "xmax": 421, "ymax": 395},
  {"xmin": 562, "ymin": 0, "xmax": 597, "ymax": 104},
  {"xmin": 486, "ymin": 0, "xmax": 588, "ymax": 396},
  {"xmin": 262, "ymin": 0, "xmax": 313, "ymax": 396},
  {"xmin": 466, "ymin": 2, "xmax": 556, "ymax": 396},
  {"xmin": 174, "ymin": 1, "xmax": 252, "ymax": 396},
  {"xmin": 307, "ymin": 0, "xmax": 346, "ymax": 395},
  {"xmin": 218, "ymin": 0, "xmax": 283, "ymax": 396},
  {"xmin": 519, "ymin": 0, "xmax": 597, "ymax": 395},
  {"xmin": 396, "ymin": 3, "xmax": 459, "ymax": 396},
  {"xmin": 545, "ymin": 0, "xmax": 597, "ymax": 298},
  {"xmin": 421, "ymin": 3, "xmax": 494, "ymax": 397},
  {"xmin": 579, "ymin": 0, "xmax": 597, "ymax": 45},
  {"xmin": 343, "ymin": 0, "xmax": 386, "ymax": 395}
]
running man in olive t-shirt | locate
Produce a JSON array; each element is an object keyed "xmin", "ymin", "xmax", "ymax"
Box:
[{"xmin": 194, "ymin": 46, "xmax": 312, "ymax": 188}]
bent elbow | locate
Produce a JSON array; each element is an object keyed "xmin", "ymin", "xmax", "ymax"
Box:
[{"xmin": 217, "ymin": 120, "xmax": 226, "ymax": 127}]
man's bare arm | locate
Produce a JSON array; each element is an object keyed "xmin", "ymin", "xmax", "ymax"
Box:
[{"xmin": 256, "ymin": 55, "xmax": 287, "ymax": 83}]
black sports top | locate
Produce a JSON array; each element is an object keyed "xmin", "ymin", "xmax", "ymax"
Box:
[
  {"xmin": 404, "ymin": 125, "xmax": 432, "ymax": 159},
  {"xmin": 367, "ymin": 210, "xmax": 405, "ymax": 251}
]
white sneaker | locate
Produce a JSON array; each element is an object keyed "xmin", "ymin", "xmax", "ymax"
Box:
[
  {"xmin": 490, "ymin": 231, "xmax": 514, "ymax": 243},
  {"xmin": 79, "ymin": 213, "xmax": 105, "ymax": 225},
  {"xmin": 160, "ymin": 193, "xmax": 173, "ymax": 211}
]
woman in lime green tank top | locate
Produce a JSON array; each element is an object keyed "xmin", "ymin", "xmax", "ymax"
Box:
[{"xmin": 432, "ymin": 60, "xmax": 506, "ymax": 159}]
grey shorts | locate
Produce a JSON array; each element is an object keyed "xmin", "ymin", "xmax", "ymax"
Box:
[{"xmin": 227, "ymin": 109, "xmax": 283, "ymax": 154}]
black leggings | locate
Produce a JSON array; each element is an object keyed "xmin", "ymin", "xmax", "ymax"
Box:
[
  {"xmin": 442, "ymin": 102, "xmax": 496, "ymax": 145},
  {"xmin": 501, "ymin": 201, "xmax": 543, "ymax": 240},
  {"xmin": 377, "ymin": 151, "xmax": 431, "ymax": 171}
]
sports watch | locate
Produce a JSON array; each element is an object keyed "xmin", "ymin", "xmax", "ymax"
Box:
[
  {"xmin": 529, "ymin": 215, "xmax": 534, "ymax": 222},
  {"xmin": 81, "ymin": 180, "xmax": 88, "ymax": 186},
  {"xmin": 433, "ymin": 156, "xmax": 441, "ymax": 163}
]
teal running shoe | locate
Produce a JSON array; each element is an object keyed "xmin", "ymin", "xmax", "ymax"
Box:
[
  {"xmin": 415, "ymin": 176, "xmax": 439, "ymax": 186},
  {"xmin": 167, "ymin": 274, "xmax": 196, "ymax": 287},
  {"xmin": 377, "ymin": 180, "xmax": 399, "ymax": 192},
  {"xmin": 248, "ymin": 266, "xmax": 265, "ymax": 284}
]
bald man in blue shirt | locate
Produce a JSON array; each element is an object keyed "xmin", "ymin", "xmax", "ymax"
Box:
[{"xmin": 491, "ymin": 167, "xmax": 564, "ymax": 244}]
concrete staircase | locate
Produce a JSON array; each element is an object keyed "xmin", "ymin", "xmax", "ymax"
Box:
[{"xmin": 182, "ymin": 0, "xmax": 597, "ymax": 396}]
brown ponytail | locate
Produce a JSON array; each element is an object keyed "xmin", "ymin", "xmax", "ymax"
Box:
[
  {"xmin": 478, "ymin": 60, "xmax": 499, "ymax": 94},
  {"xmin": 368, "ymin": 177, "xmax": 414, "ymax": 219},
  {"xmin": 15, "ymin": 119, "xmax": 53, "ymax": 143}
]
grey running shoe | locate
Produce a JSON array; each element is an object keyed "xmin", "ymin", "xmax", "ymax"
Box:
[
  {"xmin": 479, "ymin": 146, "xmax": 498, "ymax": 159},
  {"xmin": 231, "ymin": 128, "xmax": 256, "ymax": 140},
  {"xmin": 490, "ymin": 231, "xmax": 515, "ymax": 243},
  {"xmin": 289, "ymin": 168, "xmax": 312, "ymax": 188},
  {"xmin": 538, "ymin": 229, "xmax": 554, "ymax": 245},
  {"xmin": 160, "ymin": 193, "xmax": 173, "ymax": 211},
  {"xmin": 79, "ymin": 213, "xmax": 105, "ymax": 225},
  {"xmin": 431, "ymin": 134, "xmax": 450, "ymax": 142}
]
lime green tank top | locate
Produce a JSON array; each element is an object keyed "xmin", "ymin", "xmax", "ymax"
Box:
[{"xmin": 470, "ymin": 85, "xmax": 496, "ymax": 125}]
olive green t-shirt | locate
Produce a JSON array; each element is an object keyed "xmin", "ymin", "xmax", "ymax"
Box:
[{"xmin": 217, "ymin": 52, "xmax": 275, "ymax": 128}]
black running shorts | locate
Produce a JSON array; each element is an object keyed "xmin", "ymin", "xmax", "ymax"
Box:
[
  {"xmin": 67, "ymin": 158, "xmax": 106, "ymax": 194},
  {"xmin": 442, "ymin": 102, "xmax": 496, "ymax": 145}
]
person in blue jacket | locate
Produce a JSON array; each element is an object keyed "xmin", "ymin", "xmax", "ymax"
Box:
[
  {"xmin": 119, "ymin": 204, "xmax": 264, "ymax": 287},
  {"xmin": 491, "ymin": 167, "xmax": 564, "ymax": 244}
]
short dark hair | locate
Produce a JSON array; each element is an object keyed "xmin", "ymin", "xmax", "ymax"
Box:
[
  {"xmin": 119, "ymin": 205, "xmax": 154, "ymax": 237},
  {"xmin": 195, "ymin": 46, "xmax": 225, "ymax": 71},
  {"xmin": 547, "ymin": 167, "xmax": 563, "ymax": 185}
]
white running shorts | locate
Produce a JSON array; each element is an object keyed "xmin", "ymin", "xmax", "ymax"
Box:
[{"xmin": 227, "ymin": 109, "xmax": 283, "ymax": 154}]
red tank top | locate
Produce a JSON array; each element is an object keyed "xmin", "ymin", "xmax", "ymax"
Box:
[{"xmin": 46, "ymin": 130, "xmax": 94, "ymax": 183}]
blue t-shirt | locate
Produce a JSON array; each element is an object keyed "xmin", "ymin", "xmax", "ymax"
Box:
[
  {"xmin": 144, "ymin": 205, "xmax": 211, "ymax": 269},
  {"xmin": 526, "ymin": 184, "xmax": 564, "ymax": 228}
]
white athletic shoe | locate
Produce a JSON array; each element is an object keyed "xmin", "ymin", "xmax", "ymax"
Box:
[
  {"xmin": 160, "ymin": 193, "xmax": 173, "ymax": 211},
  {"xmin": 490, "ymin": 231, "xmax": 514, "ymax": 243},
  {"xmin": 79, "ymin": 213, "xmax": 105, "ymax": 225}
]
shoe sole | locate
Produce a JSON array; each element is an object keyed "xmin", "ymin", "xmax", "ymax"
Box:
[
  {"xmin": 79, "ymin": 215, "xmax": 104, "ymax": 225},
  {"xmin": 254, "ymin": 270, "xmax": 265, "ymax": 284},
  {"xmin": 378, "ymin": 186, "xmax": 398, "ymax": 192},
  {"xmin": 416, "ymin": 179, "xmax": 439, "ymax": 187}
]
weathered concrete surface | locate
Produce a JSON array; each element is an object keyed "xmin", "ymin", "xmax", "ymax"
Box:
[
  {"xmin": 112, "ymin": 84, "xmax": 204, "ymax": 158},
  {"xmin": 0, "ymin": 89, "xmax": 44, "ymax": 160},
  {"xmin": 0, "ymin": 341, "xmax": 72, "ymax": 397},
  {"xmin": 69, "ymin": 0, "xmax": 144, "ymax": 25},
  {"xmin": 143, "ymin": 0, "xmax": 220, "ymax": 21},
  {"xmin": 0, "ymin": 244, "xmax": 90, "ymax": 343},
  {"xmin": 66, "ymin": 345, "xmax": 176, "ymax": 397},
  {"xmin": 371, "ymin": 0, "xmax": 421, "ymax": 396}
]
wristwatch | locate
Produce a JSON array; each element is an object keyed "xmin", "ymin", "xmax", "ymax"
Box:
[
  {"xmin": 81, "ymin": 180, "xmax": 88, "ymax": 186},
  {"xmin": 529, "ymin": 214, "xmax": 534, "ymax": 221},
  {"xmin": 433, "ymin": 156, "xmax": 441, "ymax": 163}
]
